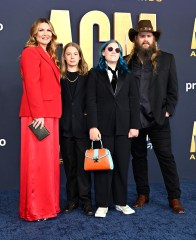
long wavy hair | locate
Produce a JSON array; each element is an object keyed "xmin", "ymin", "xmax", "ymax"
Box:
[
  {"xmin": 24, "ymin": 18, "xmax": 59, "ymax": 67},
  {"xmin": 97, "ymin": 40, "xmax": 128, "ymax": 74},
  {"xmin": 126, "ymin": 38, "xmax": 161, "ymax": 73},
  {"xmin": 61, "ymin": 42, "xmax": 88, "ymax": 78}
]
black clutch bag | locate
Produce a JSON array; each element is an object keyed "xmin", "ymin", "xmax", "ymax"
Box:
[{"xmin": 28, "ymin": 122, "xmax": 50, "ymax": 141}]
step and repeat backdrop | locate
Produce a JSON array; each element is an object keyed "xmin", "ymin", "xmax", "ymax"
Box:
[{"xmin": 0, "ymin": 0, "xmax": 196, "ymax": 189}]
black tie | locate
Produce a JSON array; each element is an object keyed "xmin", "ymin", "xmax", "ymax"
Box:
[{"xmin": 108, "ymin": 66, "xmax": 117, "ymax": 93}]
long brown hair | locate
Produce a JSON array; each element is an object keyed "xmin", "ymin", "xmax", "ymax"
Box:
[
  {"xmin": 24, "ymin": 18, "xmax": 59, "ymax": 67},
  {"xmin": 61, "ymin": 42, "xmax": 88, "ymax": 78},
  {"xmin": 126, "ymin": 40, "xmax": 161, "ymax": 72}
]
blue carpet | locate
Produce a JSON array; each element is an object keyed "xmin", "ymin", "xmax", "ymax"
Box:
[{"xmin": 0, "ymin": 181, "xmax": 196, "ymax": 240}]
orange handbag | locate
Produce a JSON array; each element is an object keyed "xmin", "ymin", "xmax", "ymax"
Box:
[{"xmin": 84, "ymin": 140, "xmax": 114, "ymax": 171}]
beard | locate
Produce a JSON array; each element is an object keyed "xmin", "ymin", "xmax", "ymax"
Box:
[{"xmin": 135, "ymin": 41, "xmax": 157, "ymax": 61}]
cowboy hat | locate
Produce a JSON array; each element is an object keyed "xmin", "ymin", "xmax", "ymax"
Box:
[{"xmin": 128, "ymin": 20, "xmax": 161, "ymax": 42}]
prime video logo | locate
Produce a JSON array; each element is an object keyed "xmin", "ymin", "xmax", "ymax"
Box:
[
  {"xmin": 0, "ymin": 139, "xmax": 6, "ymax": 146},
  {"xmin": 186, "ymin": 83, "xmax": 196, "ymax": 92},
  {"xmin": 0, "ymin": 23, "xmax": 3, "ymax": 31}
]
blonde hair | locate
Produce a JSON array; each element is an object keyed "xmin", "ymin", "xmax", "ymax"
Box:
[
  {"xmin": 24, "ymin": 18, "xmax": 59, "ymax": 67},
  {"xmin": 61, "ymin": 42, "xmax": 88, "ymax": 78},
  {"xmin": 126, "ymin": 40, "xmax": 161, "ymax": 72}
]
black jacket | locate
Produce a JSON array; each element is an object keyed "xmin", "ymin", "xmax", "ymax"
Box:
[
  {"xmin": 60, "ymin": 74, "xmax": 88, "ymax": 138},
  {"xmin": 86, "ymin": 68, "xmax": 140, "ymax": 136},
  {"xmin": 127, "ymin": 51, "xmax": 178, "ymax": 126}
]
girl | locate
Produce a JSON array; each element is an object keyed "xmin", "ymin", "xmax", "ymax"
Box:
[
  {"xmin": 86, "ymin": 40, "xmax": 140, "ymax": 217},
  {"xmin": 60, "ymin": 42, "xmax": 94, "ymax": 216}
]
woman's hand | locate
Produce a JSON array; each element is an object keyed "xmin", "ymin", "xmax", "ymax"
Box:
[
  {"xmin": 89, "ymin": 128, "xmax": 101, "ymax": 141},
  {"xmin": 33, "ymin": 118, "xmax": 44, "ymax": 129},
  {"xmin": 128, "ymin": 129, "xmax": 139, "ymax": 138}
]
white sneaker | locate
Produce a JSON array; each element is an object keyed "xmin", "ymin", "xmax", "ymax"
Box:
[
  {"xmin": 115, "ymin": 205, "xmax": 135, "ymax": 215},
  {"xmin": 95, "ymin": 207, "xmax": 108, "ymax": 218}
]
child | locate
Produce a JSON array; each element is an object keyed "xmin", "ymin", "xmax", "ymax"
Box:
[{"xmin": 60, "ymin": 42, "xmax": 94, "ymax": 216}]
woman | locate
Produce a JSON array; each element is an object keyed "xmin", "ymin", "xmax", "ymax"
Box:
[
  {"xmin": 19, "ymin": 18, "xmax": 61, "ymax": 221},
  {"xmin": 59, "ymin": 43, "xmax": 94, "ymax": 216},
  {"xmin": 86, "ymin": 40, "xmax": 140, "ymax": 217}
]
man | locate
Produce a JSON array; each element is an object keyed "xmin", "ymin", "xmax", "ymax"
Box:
[{"xmin": 126, "ymin": 20, "xmax": 185, "ymax": 214}]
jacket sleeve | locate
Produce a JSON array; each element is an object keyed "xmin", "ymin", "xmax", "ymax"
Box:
[
  {"xmin": 21, "ymin": 47, "xmax": 45, "ymax": 118},
  {"xmin": 86, "ymin": 69, "xmax": 98, "ymax": 129},
  {"xmin": 129, "ymin": 72, "xmax": 141, "ymax": 129},
  {"xmin": 166, "ymin": 54, "xmax": 178, "ymax": 115}
]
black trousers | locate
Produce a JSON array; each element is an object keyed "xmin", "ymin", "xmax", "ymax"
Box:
[
  {"xmin": 94, "ymin": 135, "xmax": 131, "ymax": 207},
  {"xmin": 60, "ymin": 137, "xmax": 92, "ymax": 205},
  {"xmin": 131, "ymin": 118, "xmax": 181, "ymax": 200}
]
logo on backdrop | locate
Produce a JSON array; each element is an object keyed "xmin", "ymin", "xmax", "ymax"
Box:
[
  {"xmin": 185, "ymin": 82, "xmax": 196, "ymax": 92},
  {"xmin": 187, "ymin": 19, "xmax": 196, "ymax": 92},
  {"xmin": 0, "ymin": 23, "xmax": 3, "ymax": 31},
  {"xmin": 0, "ymin": 139, "xmax": 6, "ymax": 147},
  {"xmin": 137, "ymin": 0, "xmax": 162, "ymax": 2},
  {"xmin": 190, "ymin": 18, "xmax": 196, "ymax": 57},
  {"xmin": 190, "ymin": 121, "xmax": 196, "ymax": 160},
  {"xmin": 50, "ymin": 10, "xmax": 158, "ymax": 68}
]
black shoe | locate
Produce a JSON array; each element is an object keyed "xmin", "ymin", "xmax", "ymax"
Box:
[
  {"xmin": 82, "ymin": 204, "xmax": 94, "ymax": 216},
  {"xmin": 63, "ymin": 202, "xmax": 79, "ymax": 214}
]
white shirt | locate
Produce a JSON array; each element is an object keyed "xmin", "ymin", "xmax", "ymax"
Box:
[{"xmin": 107, "ymin": 69, "xmax": 118, "ymax": 82}]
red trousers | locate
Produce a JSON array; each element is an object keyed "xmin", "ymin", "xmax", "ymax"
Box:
[{"xmin": 19, "ymin": 117, "xmax": 60, "ymax": 221}]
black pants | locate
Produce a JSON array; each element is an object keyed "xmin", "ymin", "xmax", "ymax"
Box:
[
  {"xmin": 94, "ymin": 135, "xmax": 131, "ymax": 207},
  {"xmin": 60, "ymin": 137, "xmax": 92, "ymax": 205},
  {"xmin": 131, "ymin": 118, "xmax": 181, "ymax": 200}
]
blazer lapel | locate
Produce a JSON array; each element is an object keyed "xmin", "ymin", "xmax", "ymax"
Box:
[
  {"xmin": 73, "ymin": 75, "xmax": 83, "ymax": 98},
  {"xmin": 36, "ymin": 46, "xmax": 60, "ymax": 82},
  {"xmin": 150, "ymin": 57, "xmax": 160, "ymax": 87},
  {"xmin": 115, "ymin": 72, "xmax": 124, "ymax": 96},
  {"xmin": 99, "ymin": 70, "xmax": 127, "ymax": 97},
  {"xmin": 100, "ymin": 70, "xmax": 114, "ymax": 96},
  {"xmin": 62, "ymin": 78, "xmax": 72, "ymax": 99}
]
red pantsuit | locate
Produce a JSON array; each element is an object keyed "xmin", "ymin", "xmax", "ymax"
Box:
[{"xmin": 19, "ymin": 46, "xmax": 61, "ymax": 221}]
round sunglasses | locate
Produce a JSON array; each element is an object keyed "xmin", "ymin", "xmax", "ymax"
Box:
[{"xmin": 107, "ymin": 46, "xmax": 120, "ymax": 53}]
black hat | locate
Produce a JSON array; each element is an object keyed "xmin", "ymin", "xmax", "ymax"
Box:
[{"xmin": 128, "ymin": 20, "xmax": 161, "ymax": 42}]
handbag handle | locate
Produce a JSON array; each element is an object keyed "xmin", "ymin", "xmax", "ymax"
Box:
[{"xmin": 91, "ymin": 139, "xmax": 103, "ymax": 149}]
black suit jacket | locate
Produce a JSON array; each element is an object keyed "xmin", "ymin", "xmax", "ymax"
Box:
[
  {"xmin": 60, "ymin": 75, "xmax": 88, "ymax": 138},
  {"xmin": 86, "ymin": 68, "xmax": 140, "ymax": 136},
  {"xmin": 127, "ymin": 51, "xmax": 178, "ymax": 126}
]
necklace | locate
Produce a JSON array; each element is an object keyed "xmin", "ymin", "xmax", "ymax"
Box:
[{"xmin": 65, "ymin": 73, "xmax": 79, "ymax": 83}]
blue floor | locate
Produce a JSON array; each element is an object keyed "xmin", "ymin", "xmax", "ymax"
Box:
[{"xmin": 0, "ymin": 181, "xmax": 196, "ymax": 240}]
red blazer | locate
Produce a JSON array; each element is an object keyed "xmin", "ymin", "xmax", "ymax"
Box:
[{"xmin": 19, "ymin": 45, "xmax": 62, "ymax": 118}]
